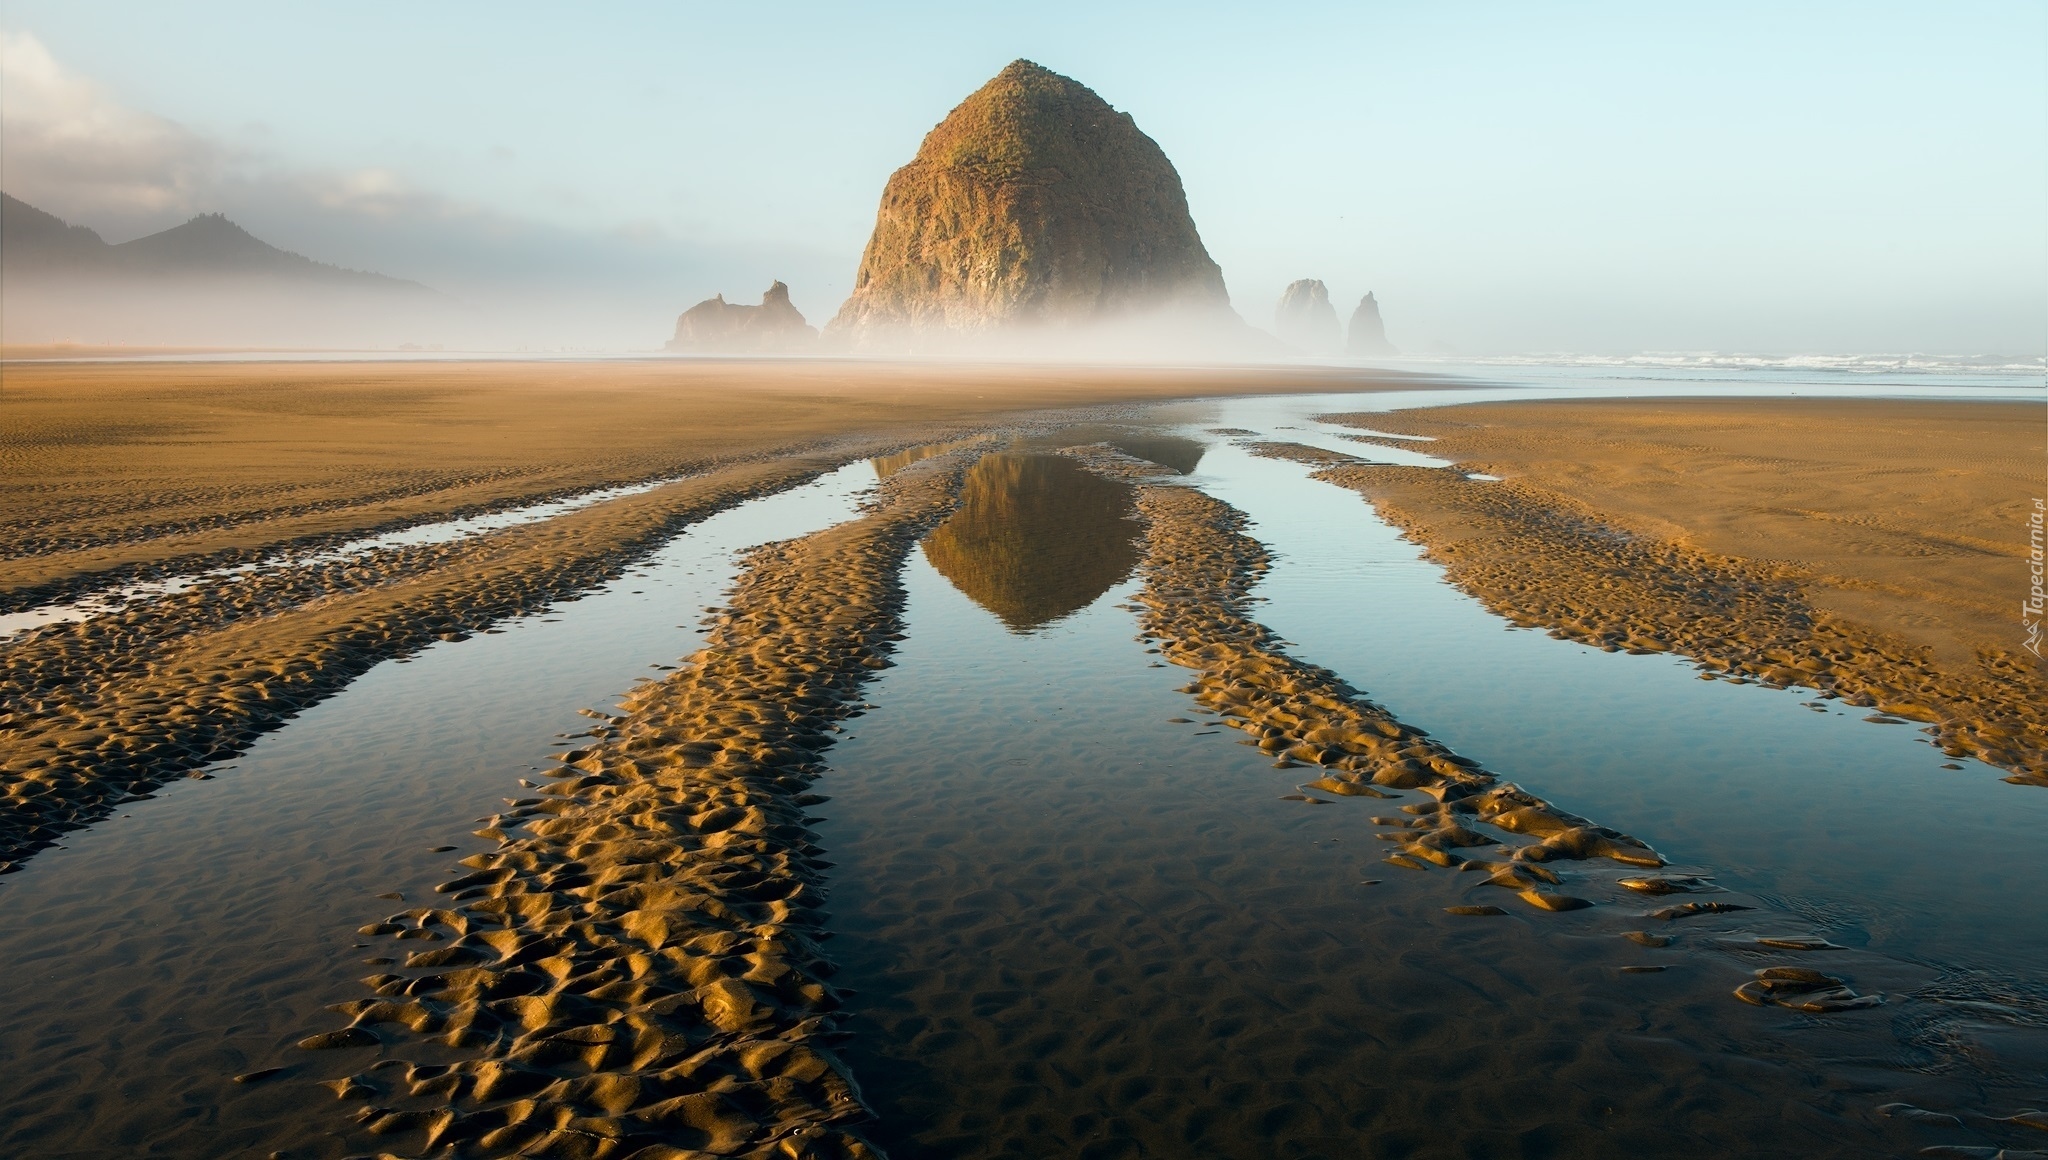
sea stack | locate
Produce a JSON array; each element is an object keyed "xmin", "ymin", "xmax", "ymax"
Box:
[
  {"xmin": 1347, "ymin": 291, "xmax": 1398, "ymax": 355},
  {"xmin": 1275, "ymin": 279, "xmax": 1341, "ymax": 353},
  {"xmin": 666, "ymin": 281, "xmax": 817, "ymax": 353},
  {"xmin": 827, "ymin": 60, "xmax": 1240, "ymax": 352}
]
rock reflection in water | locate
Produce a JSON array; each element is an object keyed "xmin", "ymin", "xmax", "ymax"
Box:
[
  {"xmin": 922, "ymin": 452, "xmax": 1141, "ymax": 632},
  {"xmin": 872, "ymin": 438, "xmax": 983, "ymax": 479},
  {"xmin": 1017, "ymin": 427, "xmax": 1208, "ymax": 476},
  {"xmin": 1108, "ymin": 434, "xmax": 1205, "ymax": 474}
]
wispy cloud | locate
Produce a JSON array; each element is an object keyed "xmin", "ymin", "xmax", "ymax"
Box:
[
  {"xmin": 0, "ymin": 30, "xmax": 846, "ymax": 348},
  {"xmin": 0, "ymin": 29, "xmax": 473, "ymax": 241},
  {"xmin": 0, "ymin": 30, "xmax": 225, "ymax": 226}
]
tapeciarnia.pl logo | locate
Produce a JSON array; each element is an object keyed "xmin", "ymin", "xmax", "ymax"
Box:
[{"xmin": 2025, "ymin": 497, "xmax": 2044, "ymax": 658}]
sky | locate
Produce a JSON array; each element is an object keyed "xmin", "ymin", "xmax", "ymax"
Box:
[{"xmin": 2, "ymin": 0, "xmax": 2043, "ymax": 354}]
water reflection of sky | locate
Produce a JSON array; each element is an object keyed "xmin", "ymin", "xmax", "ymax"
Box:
[
  {"xmin": 817, "ymin": 398, "xmax": 2047, "ymax": 1157},
  {"xmin": 0, "ymin": 461, "xmax": 882, "ymax": 1156},
  {"xmin": 1171, "ymin": 415, "xmax": 2048, "ymax": 984}
]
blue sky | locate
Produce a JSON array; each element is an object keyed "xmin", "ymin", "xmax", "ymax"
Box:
[{"xmin": 3, "ymin": 0, "xmax": 2042, "ymax": 352}]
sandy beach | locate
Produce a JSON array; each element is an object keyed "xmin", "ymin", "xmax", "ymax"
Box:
[
  {"xmin": 1313, "ymin": 398, "xmax": 2047, "ymax": 782},
  {"xmin": 0, "ymin": 360, "xmax": 1434, "ymax": 866},
  {"xmin": 1, "ymin": 360, "xmax": 1429, "ymax": 603},
  {"xmin": 3, "ymin": 366, "xmax": 2043, "ymax": 1158},
  {"xmin": 6, "ymin": 10, "xmax": 2040, "ymax": 1155}
]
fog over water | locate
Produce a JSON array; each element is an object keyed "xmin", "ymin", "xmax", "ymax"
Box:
[{"xmin": 1, "ymin": 4, "xmax": 2041, "ymax": 354}]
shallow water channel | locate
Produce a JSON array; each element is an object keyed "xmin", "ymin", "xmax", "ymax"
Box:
[
  {"xmin": 1, "ymin": 385, "xmax": 2041, "ymax": 1159},
  {"xmin": 0, "ymin": 464, "xmax": 874, "ymax": 1158},
  {"xmin": 816, "ymin": 418, "xmax": 2047, "ymax": 1159},
  {"xmin": 0, "ymin": 473, "xmax": 692, "ymax": 640}
]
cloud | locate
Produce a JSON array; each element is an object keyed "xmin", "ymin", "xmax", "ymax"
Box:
[
  {"xmin": 0, "ymin": 30, "xmax": 479, "ymax": 242},
  {"xmin": 0, "ymin": 30, "xmax": 852, "ymax": 348},
  {"xmin": 0, "ymin": 30, "xmax": 226, "ymax": 229}
]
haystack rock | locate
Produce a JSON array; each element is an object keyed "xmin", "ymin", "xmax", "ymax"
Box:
[
  {"xmin": 827, "ymin": 60, "xmax": 1243, "ymax": 352},
  {"xmin": 1347, "ymin": 291, "xmax": 1398, "ymax": 355},
  {"xmin": 666, "ymin": 281, "xmax": 817, "ymax": 353},
  {"xmin": 1275, "ymin": 279, "xmax": 1341, "ymax": 353}
]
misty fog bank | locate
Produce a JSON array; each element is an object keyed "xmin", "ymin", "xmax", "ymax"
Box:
[{"xmin": 0, "ymin": 271, "xmax": 725, "ymax": 352}]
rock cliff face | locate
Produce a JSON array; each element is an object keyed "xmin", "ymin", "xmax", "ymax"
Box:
[
  {"xmin": 666, "ymin": 281, "xmax": 817, "ymax": 353},
  {"xmin": 1347, "ymin": 291, "xmax": 1397, "ymax": 355},
  {"xmin": 827, "ymin": 60, "xmax": 1237, "ymax": 351},
  {"xmin": 1275, "ymin": 279, "xmax": 1341, "ymax": 353}
]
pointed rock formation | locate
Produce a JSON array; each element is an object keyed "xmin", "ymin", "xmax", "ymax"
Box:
[
  {"xmin": 1275, "ymin": 279, "xmax": 1342, "ymax": 353},
  {"xmin": 1347, "ymin": 291, "xmax": 1398, "ymax": 355},
  {"xmin": 828, "ymin": 60, "xmax": 1242, "ymax": 352},
  {"xmin": 666, "ymin": 281, "xmax": 818, "ymax": 353}
]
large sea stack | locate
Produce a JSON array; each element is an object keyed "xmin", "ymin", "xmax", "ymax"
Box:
[
  {"xmin": 1275, "ymin": 279, "xmax": 1341, "ymax": 354},
  {"xmin": 827, "ymin": 60, "xmax": 1241, "ymax": 353},
  {"xmin": 1347, "ymin": 291, "xmax": 1398, "ymax": 355},
  {"xmin": 666, "ymin": 281, "xmax": 817, "ymax": 353}
]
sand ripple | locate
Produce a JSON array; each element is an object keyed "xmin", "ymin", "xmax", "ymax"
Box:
[
  {"xmin": 1255, "ymin": 440, "xmax": 2047, "ymax": 784},
  {"xmin": 307, "ymin": 453, "xmax": 969, "ymax": 1159},
  {"xmin": 1069, "ymin": 446, "xmax": 1668, "ymax": 912},
  {"xmin": 0, "ymin": 459, "xmax": 836, "ymax": 868}
]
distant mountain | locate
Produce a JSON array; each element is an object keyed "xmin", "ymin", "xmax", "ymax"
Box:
[
  {"xmin": 2, "ymin": 192, "xmax": 113, "ymax": 269},
  {"xmin": 1, "ymin": 192, "xmax": 426, "ymax": 290}
]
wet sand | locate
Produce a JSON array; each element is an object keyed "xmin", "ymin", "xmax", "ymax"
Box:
[
  {"xmin": 5, "ymin": 371, "xmax": 2043, "ymax": 1157},
  {"xmin": 305, "ymin": 452, "xmax": 968, "ymax": 1158},
  {"xmin": 1308, "ymin": 398, "xmax": 2047, "ymax": 782},
  {"xmin": 1, "ymin": 359, "xmax": 1430, "ymax": 605},
  {"xmin": 796, "ymin": 434, "xmax": 2042, "ymax": 1159},
  {"xmin": 0, "ymin": 457, "xmax": 839, "ymax": 866},
  {"xmin": 0, "ymin": 362, "xmax": 1432, "ymax": 872}
]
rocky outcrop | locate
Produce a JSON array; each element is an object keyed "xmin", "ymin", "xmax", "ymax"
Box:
[
  {"xmin": 827, "ymin": 60, "xmax": 1242, "ymax": 352},
  {"xmin": 666, "ymin": 281, "xmax": 818, "ymax": 353},
  {"xmin": 1275, "ymin": 279, "xmax": 1341, "ymax": 354},
  {"xmin": 1347, "ymin": 291, "xmax": 1397, "ymax": 355}
]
